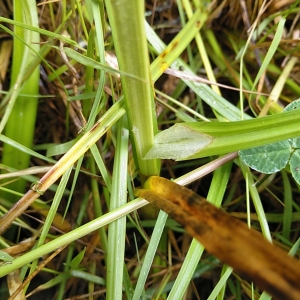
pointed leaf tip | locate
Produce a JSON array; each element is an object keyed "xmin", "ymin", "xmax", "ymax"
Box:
[{"xmin": 144, "ymin": 124, "xmax": 213, "ymax": 160}]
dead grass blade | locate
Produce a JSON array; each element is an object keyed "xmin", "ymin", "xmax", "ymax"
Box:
[{"xmin": 136, "ymin": 176, "xmax": 300, "ymax": 300}]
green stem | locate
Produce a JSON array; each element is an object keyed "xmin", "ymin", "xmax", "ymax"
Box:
[
  {"xmin": 104, "ymin": 0, "xmax": 160, "ymax": 178},
  {"xmin": 145, "ymin": 109, "xmax": 300, "ymax": 160}
]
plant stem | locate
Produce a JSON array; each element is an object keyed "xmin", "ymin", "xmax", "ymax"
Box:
[{"xmin": 105, "ymin": 0, "xmax": 160, "ymax": 178}]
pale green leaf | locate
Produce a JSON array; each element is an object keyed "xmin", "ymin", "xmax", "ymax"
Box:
[
  {"xmin": 144, "ymin": 124, "xmax": 213, "ymax": 160},
  {"xmin": 0, "ymin": 250, "xmax": 14, "ymax": 262}
]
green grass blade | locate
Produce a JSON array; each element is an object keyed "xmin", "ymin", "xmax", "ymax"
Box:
[
  {"xmin": 208, "ymin": 267, "xmax": 233, "ymax": 300},
  {"xmin": 106, "ymin": 115, "xmax": 129, "ymax": 300},
  {"xmin": 251, "ymin": 18, "xmax": 285, "ymax": 93},
  {"xmin": 132, "ymin": 210, "xmax": 168, "ymax": 300},
  {"xmin": 0, "ymin": 101, "xmax": 125, "ymax": 233},
  {"xmin": 150, "ymin": 7, "xmax": 208, "ymax": 81},
  {"xmin": 282, "ymin": 170, "xmax": 292, "ymax": 239},
  {"xmin": 239, "ymin": 161, "xmax": 272, "ymax": 241},
  {"xmin": 1, "ymin": 0, "xmax": 40, "ymax": 201},
  {"xmin": 0, "ymin": 198, "xmax": 148, "ymax": 277},
  {"xmin": 25, "ymin": 166, "xmax": 73, "ymax": 294},
  {"xmin": 145, "ymin": 21, "xmax": 252, "ymax": 121}
]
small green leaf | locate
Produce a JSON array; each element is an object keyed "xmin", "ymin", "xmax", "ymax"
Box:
[
  {"xmin": 69, "ymin": 247, "xmax": 86, "ymax": 268},
  {"xmin": 62, "ymin": 47, "xmax": 142, "ymax": 81},
  {"xmin": 144, "ymin": 124, "xmax": 213, "ymax": 160},
  {"xmin": 284, "ymin": 99, "xmax": 300, "ymax": 148},
  {"xmin": 239, "ymin": 141, "xmax": 291, "ymax": 174},
  {"xmin": 0, "ymin": 250, "xmax": 14, "ymax": 262},
  {"xmin": 290, "ymin": 150, "xmax": 300, "ymax": 185}
]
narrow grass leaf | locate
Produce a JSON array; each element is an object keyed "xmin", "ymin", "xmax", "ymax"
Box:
[
  {"xmin": 208, "ymin": 267, "xmax": 233, "ymax": 300},
  {"xmin": 0, "ymin": 198, "xmax": 149, "ymax": 277},
  {"xmin": 62, "ymin": 47, "xmax": 142, "ymax": 80},
  {"xmin": 239, "ymin": 162, "xmax": 272, "ymax": 241},
  {"xmin": 69, "ymin": 248, "xmax": 86, "ymax": 268},
  {"xmin": 150, "ymin": 7, "xmax": 207, "ymax": 81},
  {"xmin": 0, "ymin": 17, "xmax": 78, "ymax": 46},
  {"xmin": 0, "ymin": 250, "xmax": 14, "ymax": 263},
  {"xmin": 1, "ymin": 0, "xmax": 40, "ymax": 201},
  {"xmin": 0, "ymin": 134, "xmax": 55, "ymax": 163},
  {"xmin": 132, "ymin": 210, "xmax": 168, "ymax": 300},
  {"xmin": 281, "ymin": 171, "xmax": 293, "ymax": 240},
  {"xmin": 28, "ymin": 249, "xmax": 86, "ymax": 295},
  {"xmin": 70, "ymin": 269, "xmax": 105, "ymax": 285},
  {"xmin": 90, "ymin": 144, "xmax": 112, "ymax": 193},
  {"xmin": 0, "ymin": 101, "xmax": 125, "ymax": 234},
  {"xmin": 26, "ymin": 166, "xmax": 73, "ymax": 289},
  {"xmin": 106, "ymin": 115, "xmax": 129, "ymax": 300},
  {"xmin": 145, "ymin": 21, "xmax": 252, "ymax": 121},
  {"xmin": 251, "ymin": 18, "xmax": 285, "ymax": 92}
]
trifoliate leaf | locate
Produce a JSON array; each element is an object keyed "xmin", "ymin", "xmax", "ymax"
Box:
[{"xmin": 239, "ymin": 141, "xmax": 291, "ymax": 174}]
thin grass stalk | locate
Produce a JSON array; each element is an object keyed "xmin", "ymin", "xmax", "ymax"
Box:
[
  {"xmin": 239, "ymin": 161, "xmax": 271, "ymax": 241},
  {"xmin": 57, "ymin": 189, "xmax": 91, "ymax": 300},
  {"xmin": 24, "ymin": 166, "xmax": 73, "ymax": 296},
  {"xmin": 208, "ymin": 267, "xmax": 233, "ymax": 300},
  {"xmin": 182, "ymin": 0, "xmax": 221, "ymax": 96},
  {"xmin": 0, "ymin": 100, "xmax": 125, "ymax": 234},
  {"xmin": 216, "ymin": 265, "xmax": 232, "ymax": 300},
  {"xmin": 106, "ymin": 115, "xmax": 129, "ymax": 300},
  {"xmin": 90, "ymin": 159, "xmax": 108, "ymax": 252},
  {"xmin": 0, "ymin": 198, "xmax": 148, "ymax": 277},
  {"xmin": 150, "ymin": 7, "xmax": 207, "ymax": 82},
  {"xmin": 144, "ymin": 21, "xmax": 251, "ymax": 121},
  {"xmin": 132, "ymin": 210, "xmax": 168, "ymax": 300},
  {"xmin": 282, "ymin": 170, "xmax": 292, "ymax": 240}
]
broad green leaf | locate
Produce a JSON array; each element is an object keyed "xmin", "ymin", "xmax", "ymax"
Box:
[
  {"xmin": 284, "ymin": 99, "xmax": 300, "ymax": 148},
  {"xmin": 290, "ymin": 150, "xmax": 300, "ymax": 185},
  {"xmin": 238, "ymin": 141, "xmax": 291, "ymax": 174}
]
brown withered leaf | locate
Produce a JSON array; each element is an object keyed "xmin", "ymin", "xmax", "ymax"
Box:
[{"xmin": 135, "ymin": 176, "xmax": 300, "ymax": 300}]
